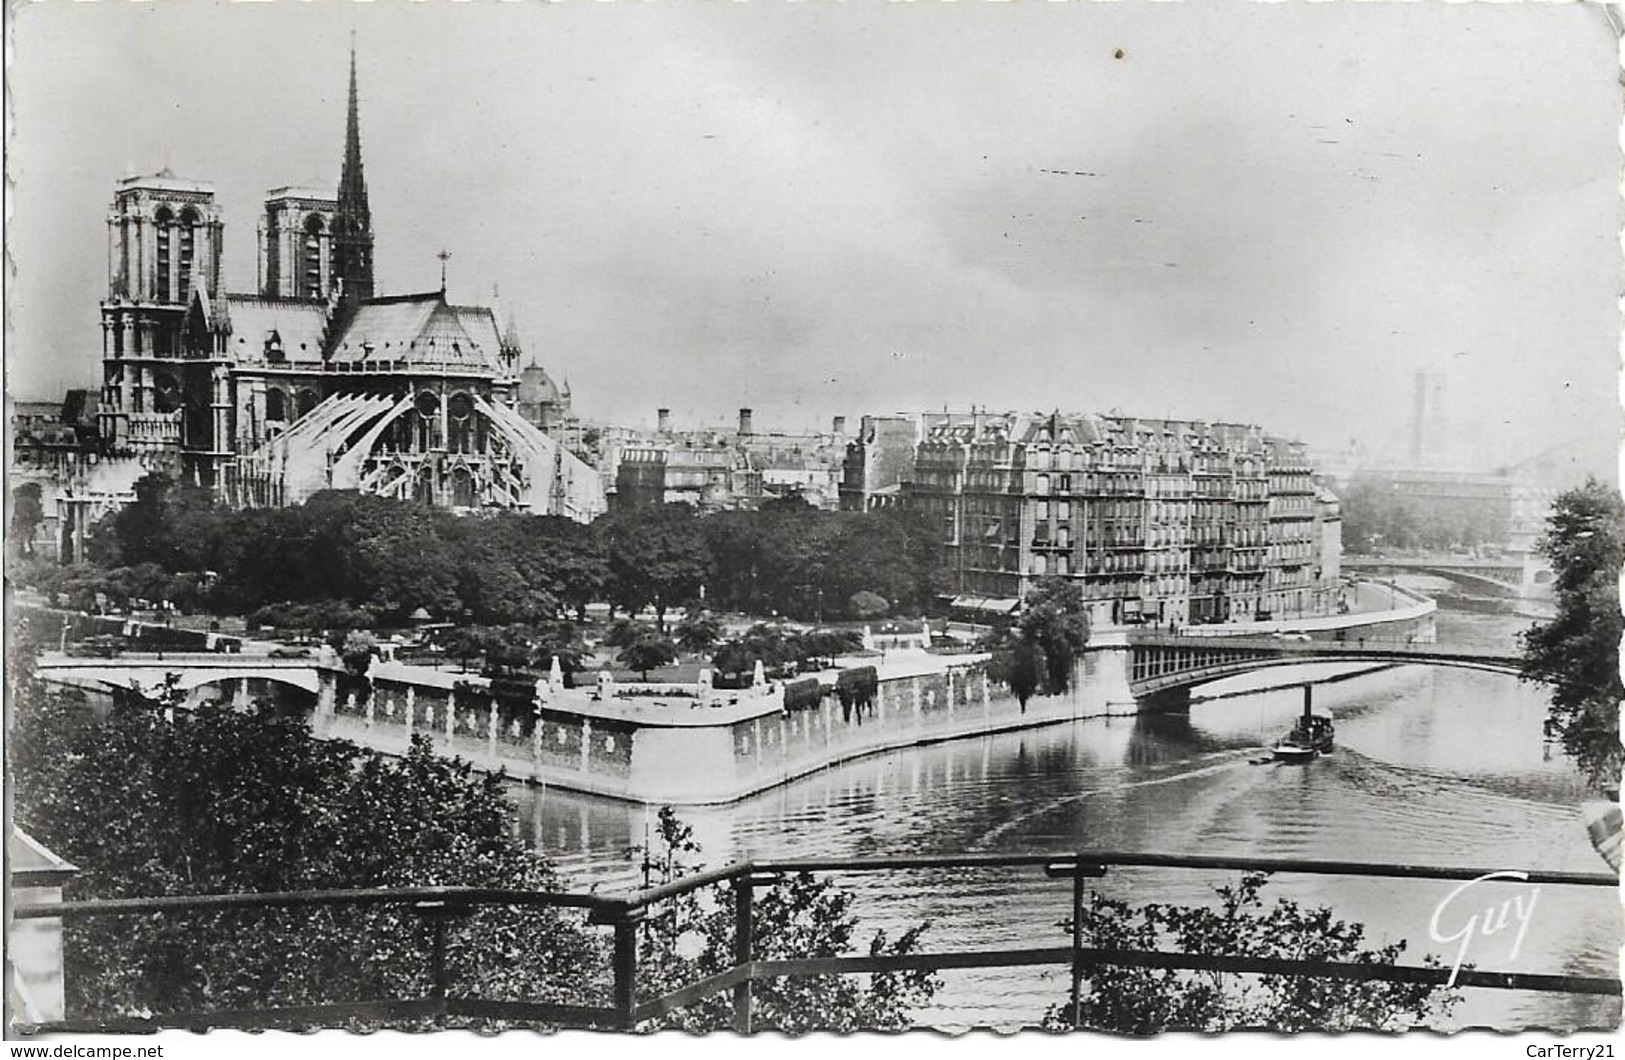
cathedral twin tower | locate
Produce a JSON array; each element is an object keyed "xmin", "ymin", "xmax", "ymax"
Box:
[{"xmin": 95, "ymin": 49, "xmax": 604, "ymax": 522}]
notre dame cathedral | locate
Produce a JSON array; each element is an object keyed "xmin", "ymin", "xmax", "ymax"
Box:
[{"xmin": 93, "ymin": 49, "xmax": 604, "ymax": 522}]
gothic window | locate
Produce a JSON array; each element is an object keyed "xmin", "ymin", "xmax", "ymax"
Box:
[
  {"xmin": 447, "ymin": 392, "xmax": 474, "ymax": 453},
  {"xmin": 302, "ymin": 214, "xmax": 326, "ymax": 299},
  {"xmin": 265, "ymin": 389, "xmax": 287, "ymax": 422},
  {"xmin": 154, "ymin": 207, "xmax": 174, "ymax": 302},
  {"xmin": 152, "ymin": 373, "xmax": 182, "ymax": 414},
  {"xmin": 296, "ymin": 388, "xmax": 319, "ymax": 419},
  {"xmin": 178, "ymin": 207, "xmax": 200, "ymax": 304},
  {"xmin": 450, "ymin": 466, "xmax": 476, "ymax": 508}
]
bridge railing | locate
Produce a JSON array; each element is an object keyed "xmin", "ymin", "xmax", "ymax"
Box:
[{"xmin": 12, "ymin": 851, "xmax": 1616, "ymax": 1034}]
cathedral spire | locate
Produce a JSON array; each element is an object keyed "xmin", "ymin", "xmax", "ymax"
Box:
[{"xmin": 333, "ymin": 40, "xmax": 375, "ymax": 305}]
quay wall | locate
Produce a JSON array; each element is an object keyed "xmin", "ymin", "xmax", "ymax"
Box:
[{"xmin": 312, "ymin": 648, "xmax": 1140, "ymax": 805}]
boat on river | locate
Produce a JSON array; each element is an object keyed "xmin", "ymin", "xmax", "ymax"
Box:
[{"xmin": 1273, "ymin": 714, "xmax": 1335, "ymax": 763}]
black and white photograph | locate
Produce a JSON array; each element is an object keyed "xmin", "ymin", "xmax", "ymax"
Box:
[{"xmin": 4, "ymin": 0, "xmax": 1621, "ymax": 1051}]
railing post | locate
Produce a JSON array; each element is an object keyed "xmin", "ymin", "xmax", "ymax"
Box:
[
  {"xmin": 612, "ymin": 913, "xmax": 640, "ymax": 1030},
  {"xmin": 1046, "ymin": 859, "xmax": 1105, "ymax": 1030},
  {"xmin": 413, "ymin": 899, "xmax": 464, "ymax": 1019},
  {"xmin": 733, "ymin": 875, "xmax": 755, "ymax": 1034},
  {"xmin": 431, "ymin": 913, "xmax": 450, "ymax": 1002},
  {"xmin": 1070, "ymin": 865, "xmax": 1085, "ymax": 1029}
]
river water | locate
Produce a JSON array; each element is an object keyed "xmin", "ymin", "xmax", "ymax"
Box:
[{"xmin": 507, "ymin": 606, "xmax": 1621, "ymax": 1031}]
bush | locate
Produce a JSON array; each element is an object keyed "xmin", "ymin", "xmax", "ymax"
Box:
[
  {"xmin": 848, "ymin": 591, "xmax": 889, "ymax": 619},
  {"xmin": 783, "ymin": 678, "xmax": 823, "ymax": 712},
  {"xmin": 1043, "ymin": 871, "xmax": 1458, "ymax": 1033}
]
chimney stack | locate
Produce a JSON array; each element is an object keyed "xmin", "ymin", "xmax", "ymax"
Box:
[
  {"xmin": 738, "ymin": 408, "xmax": 754, "ymax": 436},
  {"xmin": 657, "ymin": 408, "xmax": 671, "ymax": 433},
  {"xmin": 832, "ymin": 415, "xmax": 847, "ymax": 436}
]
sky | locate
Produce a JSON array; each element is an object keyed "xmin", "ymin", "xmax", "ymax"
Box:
[{"xmin": 7, "ymin": 0, "xmax": 1622, "ymax": 476}]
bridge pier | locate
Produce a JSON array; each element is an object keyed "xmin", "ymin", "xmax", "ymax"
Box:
[
  {"xmin": 1137, "ymin": 687, "xmax": 1191, "ymax": 714},
  {"xmin": 316, "ymin": 669, "xmax": 338, "ymax": 718}
]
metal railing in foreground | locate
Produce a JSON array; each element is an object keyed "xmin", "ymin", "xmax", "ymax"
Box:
[{"xmin": 12, "ymin": 851, "xmax": 1619, "ymax": 1034}]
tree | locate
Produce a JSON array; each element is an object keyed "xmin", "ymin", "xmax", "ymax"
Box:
[
  {"xmin": 8, "ymin": 683, "xmax": 603, "ymax": 1024},
  {"xmin": 528, "ymin": 619, "xmax": 592, "ymax": 684},
  {"xmin": 988, "ymin": 639, "xmax": 1043, "ymax": 712},
  {"xmin": 618, "ymin": 633, "xmax": 678, "ymax": 681},
  {"xmin": 629, "ymin": 808, "xmax": 939, "ymax": 1033},
  {"xmin": 1042, "ymin": 871, "xmax": 1457, "ymax": 1033},
  {"xmin": 336, "ymin": 629, "xmax": 379, "ymax": 676},
  {"xmin": 1520, "ymin": 477, "xmax": 1624, "ymax": 791},
  {"xmin": 1017, "ymin": 577, "xmax": 1092, "ymax": 695},
  {"xmin": 983, "ymin": 578, "xmax": 1091, "ymax": 708},
  {"xmin": 9, "ymin": 481, "xmax": 44, "ymax": 559},
  {"xmin": 598, "ymin": 506, "xmax": 711, "ymax": 627},
  {"xmin": 849, "ymin": 590, "xmax": 890, "ymax": 620},
  {"xmin": 675, "ymin": 611, "xmax": 723, "ymax": 655}
]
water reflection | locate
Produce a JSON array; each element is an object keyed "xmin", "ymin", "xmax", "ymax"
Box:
[{"xmin": 508, "ymin": 612, "xmax": 1619, "ymax": 1029}]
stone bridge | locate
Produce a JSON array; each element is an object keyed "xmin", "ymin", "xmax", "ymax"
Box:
[
  {"xmin": 34, "ymin": 651, "xmax": 335, "ymax": 704},
  {"xmin": 1127, "ymin": 633, "xmax": 1524, "ymax": 707},
  {"xmin": 1342, "ymin": 555, "xmax": 1552, "ymax": 598}
]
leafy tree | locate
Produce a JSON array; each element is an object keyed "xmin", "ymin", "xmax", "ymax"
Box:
[
  {"xmin": 983, "ymin": 578, "xmax": 1090, "ymax": 708},
  {"xmin": 988, "ymin": 639, "xmax": 1043, "ymax": 712},
  {"xmin": 710, "ymin": 624, "xmax": 812, "ymax": 683},
  {"xmin": 849, "ymin": 590, "xmax": 890, "ymax": 620},
  {"xmin": 1042, "ymin": 871, "xmax": 1457, "ymax": 1033},
  {"xmin": 336, "ymin": 629, "xmax": 379, "ymax": 676},
  {"xmin": 675, "ymin": 611, "xmax": 723, "ymax": 655},
  {"xmin": 1017, "ymin": 576, "xmax": 1091, "ymax": 694},
  {"xmin": 601, "ymin": 617, "xmax": 649, "ymax": 649},
  {"xmin": 628, "ymin": 808, "xmax": 939, "ymax": 1033},
  {"xmin": 9, "ymin": 481, "xmax": 45, "ymax": 559},
  {"xmin": 598, "ymin": 506, "xmax": 711, "ymax": 627},
  {"xmin": 8, "ymin": 681, "xmax": 604, "ymax": 1024},
  {"xmin": 528, "ymin": 619, "xmax": 592, "ymax": 684},
  {"xmin": 90, "ymin": 473, "xmax": 226, "ymax": 575},
  {"xmin": 478, "ymin": 624, "xmax": 538, "ymax": 677},
  {"xmin": 1520, "ymin": 477, "xmax": 1624, "ymax": 791},
  {"xmin": 797, "ymin": 629, "xmax": 863, "ymax": 669},
  {"xmin": 618, "ymin": 633, "xmax": 678, "ymax": 681}
]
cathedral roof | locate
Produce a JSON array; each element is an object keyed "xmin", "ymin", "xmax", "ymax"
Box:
[
  {"xmin": 450, "ymin": 305, "xmax": 508, "ymax": 361},
  {"xmin": 221, "ymin": 296, "xmax": 331, "ymax": 362},
  {"xmin": 117, "ymin": 169, "xmax": 214, "ymax": 196},
  {"xmin": 266, "ymin": 183, "xmax": 335, "ymax": 205},
  {"xmin": 328, "ymin": 292, "xmax": 501, "ymax": 372}
]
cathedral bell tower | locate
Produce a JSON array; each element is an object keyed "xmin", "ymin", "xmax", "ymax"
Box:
[
  {"xmin": 331, "ymin": 45, "xmax": 375, "ymax": 311},
  {"xmin": 99, "ymin": 170, "xmax": 224, "ymax": 458}
]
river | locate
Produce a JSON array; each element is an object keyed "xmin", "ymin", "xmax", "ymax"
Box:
[{"xmin": 506, "ymin": 605, "xmax": 1621, "ymax": 1031}]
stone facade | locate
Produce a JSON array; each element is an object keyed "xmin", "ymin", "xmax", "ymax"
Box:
[
  {"xmin": 90, "ymin": 50, "xmax": 602, "ymax": 522},
  {"xmin": 855, "ymin": 411, "xmax": 1341, "ymax": 627}
]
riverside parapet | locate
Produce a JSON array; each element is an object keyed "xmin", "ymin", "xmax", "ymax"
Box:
[{"xmin": 313, "ymin": 649, "xmax": 1138, "ymax": 805}]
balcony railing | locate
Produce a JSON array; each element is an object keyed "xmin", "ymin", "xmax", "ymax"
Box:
[{"xmin": 12, "ymin": 851, "xmax": 1617, "ymax": 1034}]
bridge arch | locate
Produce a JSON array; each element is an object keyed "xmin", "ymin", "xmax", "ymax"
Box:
[
  {"xmin": 173, "ymin": 669, "xmax": 323, "ymax": 697},
  {"xmin": 1126, "ymin": 638, "xmax": 1526, "ymax": 700}
]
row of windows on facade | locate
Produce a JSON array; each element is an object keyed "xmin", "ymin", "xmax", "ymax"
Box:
[
  {"xmin": 1018, "ymin": 446, "xmax": 1271, "ymax": 474},
  {"xmin": 960, "ymin": 540, "xmax": 1299, "ymax": 575},
  {"xmin": 957, "ymin": 519, "xmax": 1302, "ymax": 549}
]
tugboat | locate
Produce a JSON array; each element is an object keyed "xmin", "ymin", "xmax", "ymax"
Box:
[{"xmin": 1273, "ymin": 713, "xmax": 1335, "ymax": 763}]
